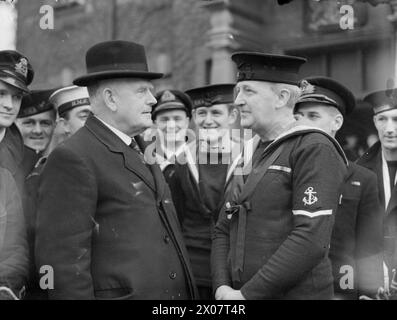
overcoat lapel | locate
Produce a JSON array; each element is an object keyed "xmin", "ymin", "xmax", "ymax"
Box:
[{"xmin": 85, "ymin": 115, "xmax": 156, "ymax": 192}]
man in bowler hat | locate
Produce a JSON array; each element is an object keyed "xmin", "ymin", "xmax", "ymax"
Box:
[
  {"xmin": 212, "ymin": 52, "xmax": 347, "ymax": 299},
  {"xmin": 294, "ymin": 76, "xmax": 384, "ymax": 299},
  {"xmin": 35, "ymin": 40, "xmax": 198, "ymax": 299}
]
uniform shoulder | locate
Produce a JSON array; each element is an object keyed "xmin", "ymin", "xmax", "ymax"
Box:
[
  {"xmin": 283, "ymin": 131, "xmax": 347, "ymax": 165},
  {"xmin": 286, "ymin": 131, "xmax": 342, "ymax": 156},
  {"xmin": 52, "ymin": 126, "xmax": 92, "ymax": 157},
  {"xmin": 299, "ymin": 131, "xmax": 336, "ymax": 147},
  {"xmin": 348, "ymin": 162, "xmax": 378, "ymax": 181}
]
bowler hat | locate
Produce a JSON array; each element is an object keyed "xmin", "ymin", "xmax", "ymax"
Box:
[
  {"xmin": 0, "ymin": 50, "xmax": 34, "ymax": 93},
  {"xmin": 295, "ymin": 76, "xmax": 356, "ymax": 116},
  {"xmin": 73, "ymin": 40, "xmax": 163, "ymax": 86}
]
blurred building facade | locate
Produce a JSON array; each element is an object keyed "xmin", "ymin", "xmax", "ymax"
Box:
[{"xmin": 16, "ymin": 0, "xmax": 397, "ymax": 158}]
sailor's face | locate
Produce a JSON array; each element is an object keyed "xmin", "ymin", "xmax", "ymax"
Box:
[
  {"xmin": 374, "ymin": 109, "xmax": 397, "ymax": 151},
  {"xmin": 155, "ymin": 109, "xmax": 189, "ymax": 143},
  {"xmin": 193, "ymin": 103, "xmax": 236, "ymax": 144}
]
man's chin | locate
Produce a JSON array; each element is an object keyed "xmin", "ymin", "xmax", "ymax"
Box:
[
  {"xmin": 0, "ymin": 119, "xmax": 14, "ymax": 129},
  {"xmin": 140, "ymin": 120, "xmax": 153, "ymax": 132},
  {"xmin": 383, "ymin": 142, "xmax": 397, "ymax": 151},
  {"xmin": 240, "ymin": 120, "xmax": 253, "ymax": 129},
  {"xmin": 26, "ymin": 141, "xmax": 47, "ymax": 152}
]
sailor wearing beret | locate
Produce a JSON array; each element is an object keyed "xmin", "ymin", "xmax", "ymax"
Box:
[
  {"xmin": 357, "ymin": 89, "xmax": 397, "ymax": 297},
  {"xmin": 294, "ymin": 76, "xmax": 384, "ymax": 300},
  {"xmin": 16, "ymin": 89, "xmax": 57, "ymax": 157},
  {"xmin": 212, "ymin": 52, "xmax": 347, "ymax": 300},
  {"xmin": 51, "ymin": 85, "xmax": 91, "ymax": 140},
  {"xmin": 167, "ymin": 83, "xmax": 239, "ymax": 299}
]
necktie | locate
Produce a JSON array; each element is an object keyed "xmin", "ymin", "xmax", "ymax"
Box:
[{"xmin": 129, "ymin": 139, "xmax": 146, "ymax": 164}]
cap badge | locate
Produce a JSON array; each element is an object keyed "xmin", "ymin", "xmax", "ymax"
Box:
[
  {"xmin": 37, "ymin": 101, "xmax": 46, "ymax": 110},
  {"xmin": 161, "ymin": 90, "xmax": 176, "ymax": 102},
  {"xmin": 15, "ymin": 58, "xmax": 28, "ymax": 78},
  {"xmin": 300, "ymin": 80, "xmax": 315, "ymax": 95}
]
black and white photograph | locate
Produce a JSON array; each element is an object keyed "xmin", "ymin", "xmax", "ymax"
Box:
[{"xmin": 0, "ymin": 0, "xmax": 396, "ymax": 309}]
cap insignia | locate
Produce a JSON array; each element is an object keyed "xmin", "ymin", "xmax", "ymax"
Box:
[
  {"xmin": 15, "ymin": 58, "xmax": 28, "ymax": 78},
  {"xmin": 300, "ymin": 80, "xmax": 315, "ymax": 95},
  {"xmin": 161, "ymin": 90, "xmax": 176, "ymax": 102}
]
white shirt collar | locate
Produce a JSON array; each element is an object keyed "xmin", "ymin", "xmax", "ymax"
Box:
[
  {"xmin": 0, "ymin": 128, "xmax": 5, "ymax": 143},
  {"xmin": 95, "ymin": 116, "xmax": 132, "ymax": 146}
]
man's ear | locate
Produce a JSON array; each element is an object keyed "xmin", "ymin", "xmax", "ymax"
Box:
[
  {"xmin": 192, "ymin": 109, "xmax": 198, "ymax": 125},
  {"xmin": 57, "ymin": 117, "xmax": 71, "ymax": 135},
  {"xmin": 333, "ymin": 113, "xmax": 344, "ymax": 132},
  {"xmin": 275, "ymin": 88, "xmax": 291, "ymax": 109},
  {"xmin": 228, "ymin": 108, "xmax": 238, "ymax": 125},
  {"xmin": 102, "ymin": 87, "xmax": 117, "ymax": 112},
  {"xmin": 373, "ymin": 115, "xmax": 378, "ymax": 129}
]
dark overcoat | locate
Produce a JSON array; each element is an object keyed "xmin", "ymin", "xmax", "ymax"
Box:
[
  {"xmin": 35, "ymin": 115, "xmax": 198, "ymax": 300},
  {"xmin": 330, "ymin": 161, "xmax": 383, "ymax": 299},
  {"xmin": 0, "ymin": 124, "xmax": 25, "ymax": 192},
  {"xmin": 357, "ymin": 142, "xmax": 397, "ymax": 279},
  {"xmin": 0, "ymin": 167, "xmax": 29, "ymax": 296}
]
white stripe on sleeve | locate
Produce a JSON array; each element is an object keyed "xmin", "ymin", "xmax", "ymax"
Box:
[{"xmin": 292, "ymin": 209, "xmax": 333, "ymax": 218}]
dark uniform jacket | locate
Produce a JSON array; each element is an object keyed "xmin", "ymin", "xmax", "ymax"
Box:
[
  {"xmin": 168, "ymin": 141, "xmax": 239, "ymax": 290},
  {"xmin": 357, "ymin": 142, "xmax": 397, "ymax": 279},
  {"xmin": 0, "ymin": 125, "xmax": 30, "ymax": 297},
  {"xmin": 35, "ymin": 115, "xmax": 198, "ymax": 300},
  {"xmin": 0, "ymin": 167, "xmax": 29, "ymax": 297},
  {"xmin": 212, "ymin": 126, "xmax": 347, "ymax": 300},
  {"xmin": 22, "ymin": 156, "xmax": 47, "ymax": 299},
  {"xmin": 21, "ymin": 146, "xmax": 40, "ymax": 179},
  {"xmin": 330, "ymin": 161, "xmax": 383, "ymax": 299},
  {"xmin": 0, "ymin": 124, "xmax": 25, "ymax": 192}
]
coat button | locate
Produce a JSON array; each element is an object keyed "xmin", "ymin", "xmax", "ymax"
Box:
[
  {"xmin": 164, "ymin": 235, "xmax": 170, "ymax": 244},
  {"xmin": 169, "ymin": 272, "xmax": 177, "ymax": 280}
]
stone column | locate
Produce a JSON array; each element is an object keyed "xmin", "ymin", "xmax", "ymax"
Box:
[
  {"xmin": 202, "ymin": 0, "xmax": 265, "ymax": 84},
  {"xmin": 0, "ymin": 1, "xmax": 17, "ymax": 50},
  {"xmin": 387, "ymin": 0, "xmax": 397, "ymax": 84}
]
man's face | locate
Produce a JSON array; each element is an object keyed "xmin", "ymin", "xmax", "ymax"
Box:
[
  {"xmin": 111, "ymin": 78, "xmax": 157, "ymax": 136},
  {"xmin": 234, "ymin": 81, "xmax": 278, "ymax": 133},
  {"xmin": 373, "ymin": 109, "xmax": 397, "ymax": 152},
  {"xmin": 0, "ymin": 81, "xmax": 24, "ymax": 130},
  {"xmin": 63, "ymin": 104, "xmax": 92, "ymax": 135},
  {"xmin": 293, "ymin": 103, "xmax": 338, "ymax": 136},
  {"xmin": 16, "ymin": 110, "xmax": 56, "ymax": 152},
  {"xmin": 154, "ymin": 109, "xmax": 189, "ymax": 144},
  {"xmin": 193, "ymin": 103, "xmax": 236, "ymax": 144}
]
